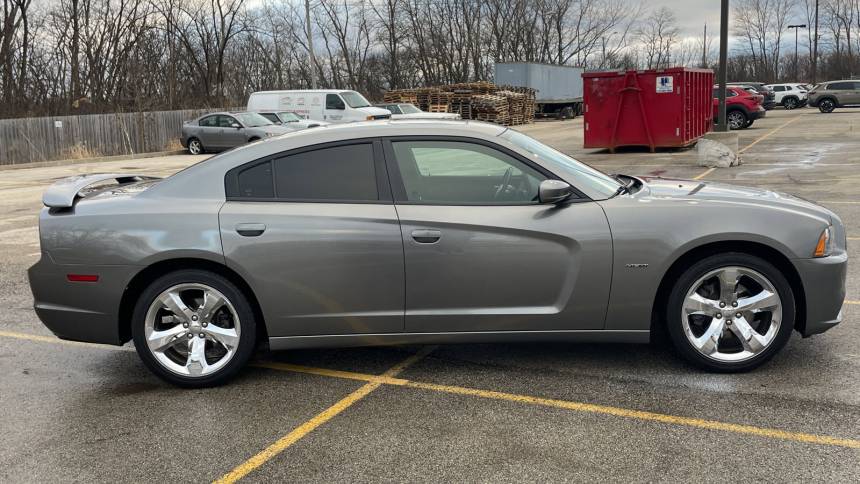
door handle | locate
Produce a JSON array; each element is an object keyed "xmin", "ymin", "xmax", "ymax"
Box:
[
  {"xmin": 236, "ymin": 223, "xmax": 266, "ymax": 237},
  {"xmin": 411, "ymin": 229, "xmax": 441, "ymax": 244}
]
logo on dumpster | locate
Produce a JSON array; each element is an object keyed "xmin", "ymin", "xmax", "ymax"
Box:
[{"xmin": 657, "ymin": 76, "xmax": 673, "ymax": 93}]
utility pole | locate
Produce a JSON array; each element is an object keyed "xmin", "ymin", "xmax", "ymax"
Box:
[
  {"xmin": 788, "ymin": 25, "xmax": 807, "ymax": 81},
  {"xmin": 305, "ymin": 0, "xmax": 317, "ymax": 89},
  {"xmin": 717, "ymin": 0, "xmax": 729, "ymax": 132},
  {"xmin": 702, "ymin": 23, "xmax": 708, "ymax": 68},
  {"xmin": 813, "ymin": 0, "xmax": 819, "ymax": 84}
]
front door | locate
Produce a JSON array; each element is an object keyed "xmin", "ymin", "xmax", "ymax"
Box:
[
  {"xmin": 219, "ymin": 140, "xmax": 405, "ymax": 336},
  {"xmin": 217, "ymin": 115, "xmax": 246, "ymax": 148},
  {"xmin": 383, "ymin": 138, "xmax": 613, "ymax": 333},
  {"xmin": 324, "ymin": 94, "xmax": 346, "ymax": 122}
]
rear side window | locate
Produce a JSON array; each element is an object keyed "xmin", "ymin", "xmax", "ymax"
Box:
[
  {"xmin": 237, "ymin": 162, "xmax": 274, "ymax": 198},
  {"xmin": 199, "ymin": 116, "xmax": 217, "ymax": 127},
  {"xmin": 259, "ymin": 113, "xmax": 279, "ymax": 123},
  {"xmin": 273, "ymin": 144, "xmax": 378, "ymax": 201},
  {"xmin": 772, "ymin": 86, "xmax": 785, "ymax": 92}
]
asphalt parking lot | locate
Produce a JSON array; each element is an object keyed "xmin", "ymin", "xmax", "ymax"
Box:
[{"xmin": 1, "ymin": 108, "xmax": 859, "ymax": 481}]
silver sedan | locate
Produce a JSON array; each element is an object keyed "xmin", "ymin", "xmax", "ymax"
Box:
[
  {"xmin": 181, "ymin": 111, "xmax": 293, "ymax": 154},
  {"xmin": 29, "ymin": 121, "xmax": 847, "ymax": 387}
]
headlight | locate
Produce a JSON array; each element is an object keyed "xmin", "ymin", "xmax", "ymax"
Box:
[{"xmin": 814, "ymin": 226, "xmax": 832, "ymax": 257}]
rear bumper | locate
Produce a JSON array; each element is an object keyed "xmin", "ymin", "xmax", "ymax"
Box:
[
  {"xmin": 793, "ymin": 252, "xmax": 848, "ymax": 337},
  {"xmin": 28, "ymin": 254, "xmax": 138, "ymax": 345},
  {"xmin": 749, "ymin": 108, "xmax": 767, "ymax": 121}
]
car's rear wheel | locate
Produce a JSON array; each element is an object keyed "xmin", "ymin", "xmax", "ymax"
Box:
[
  {"xmin": 783, "ymin": 97, "xmax": 799, "ymax": 110},
  {"xmin": 131, "ymin": 270, "xmax": 257, "ymax": 387},
  {"xmin": 666, "ymin": 253, "xmax": 795, "ymax": 372},
  {"xmin": 727, "ymin": 110, "xmax": 748, "ymax": 130},
  {"xmin": 187, "ymin": 137, "xmax": 204, "ymax": 155},
  {"xmin": 818, "ymin": 98, "xmax": 836, "ymax": 113}
]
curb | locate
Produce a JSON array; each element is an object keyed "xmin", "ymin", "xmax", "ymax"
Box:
[{"xmin": 0, "ymin": 150, "xmax": 188, "ymax": 171}]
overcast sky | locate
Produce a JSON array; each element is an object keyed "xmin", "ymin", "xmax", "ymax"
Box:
[{"xmin": 648, "ymin": 0, "xmax": 723, "ymax": 38}]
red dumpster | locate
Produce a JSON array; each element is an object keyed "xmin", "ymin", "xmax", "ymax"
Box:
[{"xmin": 582, "ymin": 68, "xmax": 714, "ymax": 152}]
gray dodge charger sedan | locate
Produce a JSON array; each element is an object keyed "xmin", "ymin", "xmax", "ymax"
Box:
[{"xmin": 29, "ymin": 121, "xmax": 847, "ymax": 387}]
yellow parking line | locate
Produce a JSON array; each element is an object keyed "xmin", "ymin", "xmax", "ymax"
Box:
[
  {"xmin": 4, "ymin": 330, "xmax": 860, "ymax": 453},
  {"xmin": 846, "ymin": 300, "xmax": 860, "ymax": 305},
  {"xmin": 214, "ymin": 346, "xmax": 435, "ymax": 484},
  {"xmin": 403, "ymin": 381, "xmax": 860, "ymax": 449},
  {"xmin": 693, "ymin": 167, "xmax": 715, "ymax": 180},
  {"xmin": 739, "ymin": 116, "xmax": 802, "ymax": 154}
]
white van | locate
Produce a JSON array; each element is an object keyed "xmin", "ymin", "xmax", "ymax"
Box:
[{"xmin": 246, "ymin": 90, "xmax": 391, "ymax": 123}]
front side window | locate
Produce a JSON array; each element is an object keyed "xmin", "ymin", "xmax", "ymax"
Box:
[
  {"xmin": 391, "ymin": 141, "xmax": 545, "ymax": 204},
  {"xmin": 772, "ymin": 86, "xmax": 785, "ymax": 92},
  {"xmin": 218, "ymin": 115, "xmax": 239, "ymax": 128},
  {"xmin": 385, "ymin": 105, "xmax": 402, "ymax": 114},
  {"xmin": 326, "ymin": 94, "xmax": 345, "ymax": 110},
  {"xmin": 827, "ymin": 82, "xmax": 852, "ymax": 90},
  {"xmin": 399, "ymin": 104, "xmax": 422, "ymax": 114},
  {"xmin": 259, "ymin": 113, "xmax": 280, "ymax": 123},
  {"xmin": 278, "ymin": 112, "xmax": 301, "ymax": 122},
  {"xmin": 274, "ymin": 144, "xmax": 378, "ymax": 201}
]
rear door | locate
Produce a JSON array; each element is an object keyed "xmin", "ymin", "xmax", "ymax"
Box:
[
  {"xmin": 197, "ymin": 115, "xmax": 220, "ymax": 147},
  {"xmin": 219, "ymin": 139, "xmax": 405, "ymax": 336},
  {"xmin": 383, "ymin": 137, "xmax": 612, "ymax": 334}
]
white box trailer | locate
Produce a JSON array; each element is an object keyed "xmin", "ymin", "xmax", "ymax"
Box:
[{"xmin": 494, "ymin": 62, "xmax": 584, "ymax": 118}]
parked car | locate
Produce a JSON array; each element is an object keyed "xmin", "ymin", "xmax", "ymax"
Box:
[
  {"xmin": 374, "ymin": 103, "xmax": 461, "ymax": 120},
  {"xmin": 764, "ymin": 83, "xmax": 808, "ymax": 110},
  {"xmin": 246, "ymin": 90, "xmax": 391, "ymax": 123},
  {"xmin": 728, "ymin": 82, "xmax": 776, "ymax": 109},
  {"xmin": 255, "ymin": 111, "xmax": 329, "ymax": 129},
  {"xmin": 181, "ymin": 112, "xmax": 292, "ymax": 154},
  {"xmin": 713, "ymin": 86, "xmax": 766, "ymax": 130},
  {"xmin": 807, "ymin": 80, "xmax": 860, "ymax": 113},
  {"xmin": 30, "ymin": 120, "xmax": 846, "ymax": 387}
]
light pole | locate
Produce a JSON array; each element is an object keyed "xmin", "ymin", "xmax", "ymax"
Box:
[
  {"xmin": 717, "ymin": 0, "xmax": 729, "ymax": 132},
  {"xmin": 813, "ymin": 0, "xmax": 820, "ymax": 84},
  {"xmin": 788, "ymin": 24, "xmax": 807, "ymax": 81}
]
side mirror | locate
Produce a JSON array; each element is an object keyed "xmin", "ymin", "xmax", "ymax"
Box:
[
  {"xmin": 231, "ymin": 123, "xmax": 242, "ymax": 129},
  {"xmin": 539, "ymin": 179, "xmax": 573, "ymax": 204}
]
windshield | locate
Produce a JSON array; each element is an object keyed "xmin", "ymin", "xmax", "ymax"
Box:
[
  {"xmin": 399, "ymin": 104, "xmax": 422, "ymax": 114},
  {"xmin": 500, "ymin": 130, "xmax": 621, "ymax": 198},
  {"xmin": 235, "ymin": 112, "xmax": 273, "ymax": 127},
  {"xmin": 277, "ymin": 112, "xmax": 301, "ymax": 122},
  {"xmin": 340, "ymin": 91, "xmax": 371, "ymax": 108}
]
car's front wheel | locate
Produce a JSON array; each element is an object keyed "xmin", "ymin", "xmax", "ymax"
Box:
[
  {"xmin": 131, "ymin": 270, "xmax": 257, "ymax": 387},
  {"xmin": 727, "ymin": 110, "xmax": 748, "ymax": 130},
  {"xmin": 666, "ymin": 253, "xmax": 795, "ymax": 372}
]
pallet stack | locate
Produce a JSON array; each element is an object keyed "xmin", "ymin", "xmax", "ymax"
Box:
[{"xmin": 382, "ymin": 81, "xmax": 535, "ymax": 126}]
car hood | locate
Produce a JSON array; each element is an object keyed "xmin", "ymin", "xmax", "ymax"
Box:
[
  {"xmin": 257, "ymin": 125, "xmax": 294, "ymax": 134},
  {"xmin": 635, "ymin": 176, "xmax": 835, "ymax": 224}
]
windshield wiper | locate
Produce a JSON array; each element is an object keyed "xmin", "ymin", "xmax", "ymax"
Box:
[{"xmin": 610, "ymin": 174, "xmax": 632, "ymax": 197}]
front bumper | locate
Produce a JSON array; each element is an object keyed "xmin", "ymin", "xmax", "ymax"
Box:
[
  {"xmin": 793, "ymin": 252, "xmax": 848, "ymax": 337},
  {"xmin": 28, "ymin": 253, "xmax": 138, "ymax": 345}
]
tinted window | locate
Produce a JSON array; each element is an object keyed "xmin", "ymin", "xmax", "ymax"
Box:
[
  {"xmin": 259, "ymin": 113, "xmax": 280, "ymax": 123},
  {"xmin": 827, "ymin": 82, "xmax": 854, "ymax": 90},
  {"xmin": 326, "ymin": 94, "xmax": 345, "ymax": 110},
  {"xmin": 274, "ymin": 144, "xmax": 377, "ymax": 201},
  {"xmin": 772, "ymin": 86, "xmax": 785, "ymax": 92},
  {"xmin": 237, "ymin": 162, "xmax": 274, "ymax": 198},
  {"xmin": 199, "ymin": 116, "xmax": 217, "ymax": 127},
  {"xmin": 391, "ymin": 141, "xmax": 545, "ymax": 204},
  {"xmin": 386, "ymin": 105, "xmax": 402, "ymax": 114}
]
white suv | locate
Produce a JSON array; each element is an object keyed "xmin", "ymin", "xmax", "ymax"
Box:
[{"xmin": 764, "ymin": 83, "xmax": 809, "ymax": 110}]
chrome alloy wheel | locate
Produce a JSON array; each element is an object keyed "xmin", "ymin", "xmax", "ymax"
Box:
[
  {"xmin": 681, "ymin": 266, "xmax": 782, "ymax": 362},
  {"xmin": 727, "ymin": 111, "xmax": 746, "ymax": 130},
  {"xmin": 188, "ymin": 139, "xmax": 202, "ymax": 155},
  {"xmin": 144, "ymin": 283, "xmax": 241, "ymax": 377}
]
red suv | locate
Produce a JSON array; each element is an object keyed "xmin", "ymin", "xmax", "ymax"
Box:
[{"xmin": 713, "ymin": 86, "xmax": 766, "ymax": 129}]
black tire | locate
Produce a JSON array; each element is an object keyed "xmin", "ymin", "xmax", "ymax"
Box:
[
  {"xmin": 187, "ymin": 137, "xmax": 204, "ymax": 155},
  {"xmin": 727, "ymin": 110, "xmax": 748, "ymax": 130},
  {"xmin": 131, "ymin": 269, "xmax": 257, "ymax": 387},
  {"xmin": 782, "ymin": 97, "xmax": 799, "ymax": 110},
  {"xmin": 248, "ymin": 137, "xmax": 261, "ymax": 143},
  {"xmin": 665, "ymin": 252, "xmax": 795, "ymax": 373},
  {"xmin": 744, "ymin": 119, "xmax": 754, "ymax": 128},
  {"xmin": 818, "ymin": 98, "xmax": 836, "ymax": 113}
]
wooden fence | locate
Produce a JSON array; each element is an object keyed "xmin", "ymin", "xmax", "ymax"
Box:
[{"xmin": 0, "ymin": 108, "xmax": 233, "ymax": 166}]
